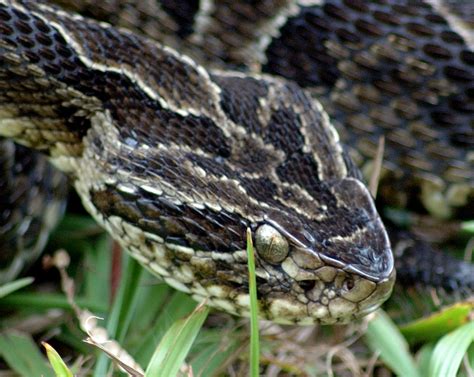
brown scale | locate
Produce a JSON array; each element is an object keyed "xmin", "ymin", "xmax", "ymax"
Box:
[
  {"xmin": 37, "ymin": 4, "xmax": 226, "ymax": 122},
  {"xmin": 111, "ymin": 92, "xmax": 232, "ymax": 157},
  {"xmin": 189, "ymin": 0, "xmax": 293, "ymax": 67},
  {"xmin": 1, "ymin": 2, "xmax": 238, "ymax": 161},
  {"xmin": 47, "ymin": 0, "xmax": 200, "ymax": 45},
  {"xmin": 91, "ymin": 184, "xmax": 248, "ymax": 253},
  {"xmin": 0, "ymin": 139, "xmax": 67, "ymax": 283},
  {"xmin": 44, "ymin": 2, "xmax": 471, "ymax": 216},
  {"xmin": 29, "ymin": 0, "xmax": 471, "ymax": 301},
  {"xmin": 264, "ymin": 0, "xmax": 473, "ymax": 217},
  {"xmin": 211, "ymin": 75, "xmax": 270, "ymax": 132}
]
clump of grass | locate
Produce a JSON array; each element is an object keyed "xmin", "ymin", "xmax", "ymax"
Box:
[{"xmin": 366, "ymin": 306, "xmax": 474, "ymax": 377}]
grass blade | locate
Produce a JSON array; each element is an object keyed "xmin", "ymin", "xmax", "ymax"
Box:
[
  {"xmin": 83, "ymin": 236, "xmax": 112, "ymax": 308},
  {"xmin": 416, "ymin": 342, "xmax": 435, "ymax": 377},
  {"xmin": 190, "ymin": 337, "xmax": 240, "ymax": 376},
  {"xmin": 461, "ymin": 220, "xmax": 474, "ymax": 234},
  {"xmin": 428, "ymin": 320, "xmax": 474, "ymax": 377},
  {"xmin": 0, "ymin": 277, "xmax": 34, "ymax": 298},
  {"xmin": 246, "ymin": 228, "xmax": 260, "ymax": 377},
  {"xmin": 145, "ymin": 303, "xmax": 209, "ymax": 376},
  {"xmin": 0, "ymin": 292, "xmax": 106, "ymax": 312},
  {"xmin": 43, "ymin": 342, "xmax": 73, "ymax": 377},
  {"xmin": 94, "ymin": 252, "xmax": 144, "ymax": 376},
  {"xmin": 132, "ymin": 289, "xmax": 197, "ymax": 366},
  {"xmin": 365, "ymin": 310, "xmax": 420, "ymax": 377},
  {"xmin": 400, "ymin": 301, "xmax": 474, "ymax": 344},
  {"xmin": 0, "ymin": 332, "xmax": 54, "ymax": 377}
]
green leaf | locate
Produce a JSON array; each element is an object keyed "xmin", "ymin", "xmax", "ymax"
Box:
[
  {"xmin": 365, "ymin": 310, "xmax": 420, "ymax": 377},
  {"xmin": 43, "ymin": 342, "xmax": 74, "ymax": 377},
  {"xmin": 428, "ymin": 320, "xmax": 474, "ymax": 377},
  {"xmin": 246, "ymin": 228, "xmax": 260, "ymax": 377},
  {"xmin": 0, "ymin": 277, "xmax": 34, "ymax": 298},
  {"xmin": 0, "ymin": 332, "xmax": 54, "ymax": 377},
  {"xmin": 400, "ymin": 301, "xmax": 474, "ymax": 344},
  {"xmin": 145, "ymin": 303, "xmax": 209, "ymax": 377}
]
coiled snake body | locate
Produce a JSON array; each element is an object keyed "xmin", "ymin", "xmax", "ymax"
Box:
[{"xmin": 0, "ymin": 0, "xmax": 472, "ymax": 324}]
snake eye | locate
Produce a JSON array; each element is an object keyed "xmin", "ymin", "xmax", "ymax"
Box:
[{"xmin": 255, "ymin": 224, "xmax": 289, "ymax": 263}]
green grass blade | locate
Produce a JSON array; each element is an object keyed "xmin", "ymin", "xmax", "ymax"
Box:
[
  {"xmin": 416, "ymin": 342, "xmax": 435, "ymax": 377},
  {"xmin": 43, "ymin": 342, "xmax": 74, "ymax": 377},
  {"xmin": 132, "ymin": 290, "xmax": 197, "ymax": 367},
  {"xmin": 461, "ymin": 220, "xmax": 474, "ymax": 234},
  {"xmin": 83, "ymin": 236, "xmax": 112, "ymax": 307},
  {"xmin": 94, "ymin": 252, "xmax": 144, "ymax": 376},
  {"xmin": 466, "ymin": 342, "xmax": 474, "ymax": 377},
  {"xmin": 467, "ymin": 342, "xmax": 474, "ymax": 373},
  {"xmin": 52, "ymin": 214, "xmax": 103, "ymax": 238},
  {"xmin": 428, "ymin": 320, "xmax": 474, "ymax": 377},
  {"xmin": 108, "ymin": 255, "xmax": 144, "ymax": 342},
  {"xmin": 246, "ymin": 228, "xmax": 260, "ymax": 377},
  {"xmin": 0, "ymin": 277, "xmax": 34, "ymax": 298},
  {"xmin": 400, "ymin": 301, "xmax": 474, "ymax": 344},
  {"xmin": 0, "ymin": 332, "xmax": 54, "ymax": 377},
  {"xmin": 190, "ymin": 337, "xmax": 240, "ymax": 376},
  {"xmin": 145, "ymin": 303, "xmax": 209, "ymax": 377},
  {"xmin": 0, "ymin": 292, "xmax": 106, "ymax": 312},
  {"xmin": 125, "ymin": 278, "xmax": 172, "ymax": 336},
  {"xmin": 365, "ymin": 310, "xmax": 420, "ymax": 377}
]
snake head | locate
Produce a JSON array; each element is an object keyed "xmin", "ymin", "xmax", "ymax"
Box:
[{"xmin": 251, "ymin": 177, "xmax": 395, "ymax": 325}]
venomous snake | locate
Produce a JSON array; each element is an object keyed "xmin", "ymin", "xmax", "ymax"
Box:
[{"xmin": 0, "ymin": 0, "xmax": 472, "ymax": 324}]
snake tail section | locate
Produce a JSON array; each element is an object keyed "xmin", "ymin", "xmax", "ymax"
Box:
[
  {"xmin": 392, "ymin": 229, "xmax": 474, "ymax": 296},
  {"xmin": 0, "ymin": 139, "xmax": 67, "ymax": 283}
]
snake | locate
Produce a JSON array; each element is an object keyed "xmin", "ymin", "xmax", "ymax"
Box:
[
  {"xmin": 0, "ymin": 139, "xmax": 66, "ymax": 283},
  {"xmin": 0, "ymin": 0, "xmax": 472, "ymax": 324}
]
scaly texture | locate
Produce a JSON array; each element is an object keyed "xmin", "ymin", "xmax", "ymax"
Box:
[
  {"xmin": 0, "ymin": 139, "xmax": 66, "ymax": 283},
  {"xmin": 0, "ymin": 0, "xmax": 395, "ymax": 324},
  {"xmin": 47, "ymin": 0, "xmax": 474, "ymax": 220},
  {"xmin": 38, "ymin": 0, "xmax": 473, "ymax": 299}
]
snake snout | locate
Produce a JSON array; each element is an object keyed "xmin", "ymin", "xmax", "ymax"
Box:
[{"xmin": 323, "ymin": 178, "xmax": 395, "ymax": 281}]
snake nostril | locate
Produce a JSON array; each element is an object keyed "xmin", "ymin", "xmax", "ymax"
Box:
[
  {"xmin": 343, "ymin": 279, "xmax": 354, "ymax": 291},
  {"xmin": 297, "ymin": 280, "xmax": 316, "ymax": 292}
]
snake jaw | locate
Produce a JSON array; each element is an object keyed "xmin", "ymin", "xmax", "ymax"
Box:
[
  {"xmin": 261, "ymin": 242, "xmax": 395, "ymax": 325},
  {"xmin": 251, "ymin": 177, "xmax": 395, "ymax": 324}
]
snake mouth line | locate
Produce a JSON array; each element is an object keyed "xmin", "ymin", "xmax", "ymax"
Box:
[{"xmin": 264, "ymin": 217, "xmax": 395, "ymax": 283}]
